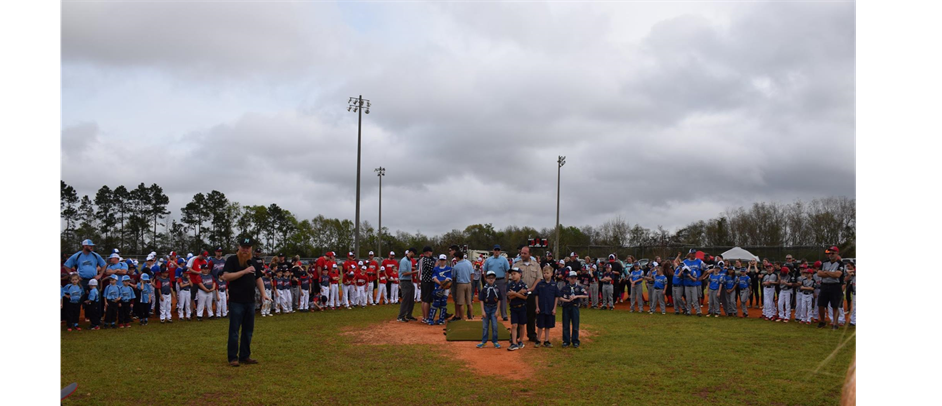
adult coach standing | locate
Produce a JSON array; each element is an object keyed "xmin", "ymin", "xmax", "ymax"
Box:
[
  {"xmin": 418, "ymin": 247, "xmax": 437, "ymax": 322},
  {"xmin": 483, "ymin": 245, "xmax": 510, "ymax": 321},
  {"xmin": 64, "ymin": 239, "xmax": 106, "ymax": 290},
  {"xmin": 817, "ymin": 246, "xmax": 845, "ymax": 330},
  {"xmin": 221, "ymin": 237, "xmax": 270, "ymax": 367},
  {"xmin": 397, "ymin": 249, "xmax": 417, "ymax": 322},
  {"xmin": 514, "ymin": 247, "xmax": 542, "ymax": 343}
]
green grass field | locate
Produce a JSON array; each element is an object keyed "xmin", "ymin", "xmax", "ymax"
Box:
[{"xmin": 61, "ymin": 304, "xmax": 854, "ymax": 405}]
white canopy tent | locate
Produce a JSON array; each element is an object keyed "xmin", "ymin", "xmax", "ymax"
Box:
[{"xmin": 720, "ymin": 247, "xmax": 760, "ymax": 262}]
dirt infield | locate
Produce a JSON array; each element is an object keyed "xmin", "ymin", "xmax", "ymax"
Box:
[{"xmin": 341, "ymin": 319, "xmax": 593, "ymax": 380}]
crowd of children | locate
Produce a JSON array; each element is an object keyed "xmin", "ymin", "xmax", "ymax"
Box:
[{"xmin": 62, "ymin": 242, "xmax": 855, "ymax": 352}]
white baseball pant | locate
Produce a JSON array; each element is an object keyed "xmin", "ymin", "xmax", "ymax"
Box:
[
  {"xmin": 343, "ymin": 285, "xmax": 354, "ymax": 307},
  {"xmin": 390, "ymin": 283, "xmax": 399, "ymax": 303},
  {"xmin": 178, "ymin": 290, "xmax": 192, "ymax": 319},
  {"xmin": 216, "ymin": 291, "xmax": 228, "ymax": 317},
  {"xmin": 329, "ymin": 284, "xmax": 340, "ymax": 308},
  {"xmin": 375, "ymin": 284, "xmax": 388, "ymax": 304},
  {"xmin": 196, "ymin": 290, "xmax": 214, "ymax": 318},
  {"xmin": 777, "ymin": 290, "xmax": 792, "ymax": 321},
  {"xmin": 159, "ymin": 293, "xmax": 172, "ymax": 321}
]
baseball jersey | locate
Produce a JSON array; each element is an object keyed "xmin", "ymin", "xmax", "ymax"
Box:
[
  {"xmin": 354, "ymin": 270, "xmax": 368, "ymax": 287},
  {"xmin": 64, "ymin": 283, "xmax": 83, "ymax": 303},
  {"xmin": 601, "ymin": 271, "xmax": 614, "ymax": 285},
  {"xmin": 199, "ymin": 274, "xmax": 216, "ymax": 291},
  {"xmin": 329, "ymin": 269, "xmax": 340, "ymax": 284},
  {"xmin": 820, "ymin": 260, "xmax": 844, "ymax": 284},
  {"xmin": 210, "ymin": 257, "xmax": 226, "ymax": 279},
  {"xmin": 382, "ymin": 259, "xmax": 398, "ymax": 277},
  {"xmin": 724, "ymin": 274, "xmax": 736, "ymax": 290},
  {"xmin": 217, "ymin": 277, "xmax": 227, "ymax": 293},
  {"xmin": 737, "ymin": 275, "xmax": 751, "ymax": 290},
  {"xmin": 262, "ymin": 277, "xmax": 272, "ymax": 291},
  {"xmin": 762, "ymin": 273, "xmax": 778, "ymax": 286},
  {"xmin": 343, "ymin": 271, "xmax": 355, "ymax": 285},
  {"xmin": 367, "ymin": 260, "xmax": 379, "ymax": 282},
  {"xmin": 798, "ymin": 276, "xmax": 815, "ymax": 294},
  {"xmin": 119, "ymin": 285, "xmax": 136, "ymax": 302},
  {"xmin": 653, "ymin": 275, "xmax": 667, "ymax": 289},
  {"xmin": 630, "ymin": 269, "xmax": 644, "ymax": 283},
  {"xmin": 320, "ymin": 274, "xmax": 330, "ymax": 288},
  {"xmin": 87, "ymin": 287, "xmax": 100, "ymax": 303},
  {"xmin": 299, "ymin": 275, "xmax": 311, "ymax": 290},
  {"xmin": 157, "ymin": 277, "xmax": 173, "ymax": 295},
  {"xmin": 139, "ymin": 283, "xmax": 154, "ymax": 304},
  {"xmin": 708, "ymin": 273, "xmax": 723, "ymax": 290},
  {"xmin": 65, "ymin": 251, "xmax": 107, "ymax": 279},
  {"xmin": 103, "ymin": 284, "xmax": 120, "ymax": 301}
]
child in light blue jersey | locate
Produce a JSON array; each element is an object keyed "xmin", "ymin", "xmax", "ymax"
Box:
[
  {"xmin": 138, "ymin": 274, "xmax": 154, "ymax": 326},
  {"xmin": 118, "ymin": 276, "xmax": 136, "ymax": 328},
  {"xmin": 62, "ymin": 273, "xmax": 84, "ymax": 331},
  {"xmin": 103, "ymin": 275, "xmax": 120, "ymax": 328},
  {"xmin": 85, "ymin": 279, "xmax": 101, "ymax": 330}
]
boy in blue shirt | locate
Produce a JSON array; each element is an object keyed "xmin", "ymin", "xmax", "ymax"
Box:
[
  {"xmin": 649, "ymin": 267, "xmax": 668, "ymax": 314},
  {"xmin": 477, "ymin": 271, "xmax": 502, "ymax": 349},
  {"xmin": 427, "ymin": 255, "xmax": 453, "ymax": 325},
  {"xmin": 707, "ymin": 268, "xmax": 724, "ymax": 317},
  {"xmin": 506, "ymin": 268, "xmax": 529, "ymax": 351},
  {"xmin": 534, "ymin": 267, "xmax": 560, "ymax": 348},
  {"xmin": 736, "ymin": 270, "xmax": 751, "ymax": 318},
  {"xmin": 85, "ymin": 278, "xmax": 101, "ymax": 330},
  {"xmin": 723, "ymin": 266, "xmax": 738, "ymax": 316},
  {"xmin": 118, "ymin": 275, "xmax": 136, "ymax": 328},
  {"xmin": 103, "ymin": 275, "xmax": 120, "ymax": 328},
  {"xmin": 62, "ymin": 273, "xmax": 84, "ymax": 331},
  {"xmin": 560, "ymin": 271, "xmax": 588, "ymax": 348},
  {"xmin": 138, "ymin": 274, "xmax": 154, "ymax": 326},
  {"xmin": 628, "ymin": 264, "xmax": 644, "ymax": 312}
]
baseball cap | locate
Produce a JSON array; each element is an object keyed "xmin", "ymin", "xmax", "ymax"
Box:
[
  {"xmin": 358, "ymin": 261, "xmax": 364, "ymax": 266},
  {"xmin": 347, "ymin": 252, "xmax": 354, "ymax": 257},
  {"xmin": 438, "ymin": 254, "xmax": 447, "ymax": 260},
  {"xmin": 146, "ymin": 253, "xmax": 156, "ymax": 261},
  {"xmin": 177, "ymin": 258, "xmax": 185, "ymax": 265},
  {"xmin": 558, "ymin": 260, "xmax": 565, "ymax": 265},
  {"xmin": 332, "ymin": 264, "xmax": 338, "ymax": 268},
  {"xmin": 369, "ymin": 251, "xmax": 374, "ymax": 256},
  {"xmin": 88, "ymin": 279, "xmax": 98, "ymax": 286},
  {"xmin": 361, "ymin": 265, "xmax": 367, "ymax": 270},
  {"xmin": 121, "ymin": 275, "xmax": 131, "ymax": 281},
  {"xmin": 239, "ymin": 237, "xmax": 254, "ymax": 247},
  {"xmin": 389, "ymin": 251, "xmax": 395, "ymax": 256},
  {"xmin": 112, "ymin": 248, "xmax": 120, "ymax": 255},
  {"xmin": 569, "ymin": 252, "xmax": 576, "ymax": 257},
  {"xmin": 141, "ymin": 274, "xmax": 150, "ymax": 281},
  {"xmin": 568, "ymin": 271, "xmax": 578, "ymax": 277},
  {"xmin": 110, "ymin": 274, "xmax": 118, "ymax": 280},
  {"xmin": 826, "ymin": 246, "xmax": 840, "ymax": 254},
  {"xmin": 81, "ymin": 239, "xmax": 95, "ymax": 246},
  {"xmin": 380, "ymin": 266, "xmax": 386, "ymax": 271},
  {"xmin": 109, "ymin": 253, "xmax": 120, "ymax": 259},
  {"xmin": 509, "ymin": 267, "xmax": 520, "ymax": 273},
  {"xmin": 802, "ymin": 267, "xmax": 813, "ymax": 273},
  {"xmin": 169, "ymin": 251, "xmax": 177, "ymax": 257},
  {"xmin": 423, "ymin": 246, "xmax": 433, "ymax": 253},
  {"xmin": 608, "ymin": 254, "xmax": 616, "ymax": 261},
  {"xmin": 688, "ymin": 249, "xmax": 697, "ymax": 254},
  {"xmin": 215, "ymin": 247, "xmax": 223, "ymax": 252},
  {"xmin": 493, "ymin": 245, "xmax": 501, "ymax": 251},
  {"xmin": 201, "ymin": 251, "xmax": 209, "ymax": 257},
  {"xmin": 813, "ymin": 261, "xmax": 822, "ymax": 269},
  {"xmin": 486, "ymin": 271, "xmax": 496, "ymax": 277},
  {"xmin": 132, "ymin": 259, "xmax": 138, "ymax": 266}
]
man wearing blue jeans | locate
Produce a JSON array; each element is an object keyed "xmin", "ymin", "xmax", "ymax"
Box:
[
  {"xmin": 477, "ymin": 271, "xmax": 502, "ymax": 349},
  {"xmin": 221, "ymin": 237, "xmax": 271, "ymax": 367}
]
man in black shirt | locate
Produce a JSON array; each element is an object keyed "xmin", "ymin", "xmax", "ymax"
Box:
[{"xmin": 221, "ymin": 237, "xmax": 270, "ymax": 367}]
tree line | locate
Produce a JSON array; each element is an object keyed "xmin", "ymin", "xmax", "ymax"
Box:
[{"xmin": 61, "ymin": 180, "xmax": 855, "ymax": 259}]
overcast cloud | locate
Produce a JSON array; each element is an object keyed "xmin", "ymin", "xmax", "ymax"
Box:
[{"xmin": 61, "ymin": 1, "xmax": 855, "ymax": 236}]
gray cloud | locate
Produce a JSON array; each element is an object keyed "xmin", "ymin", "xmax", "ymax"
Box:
[{"xmin": 61, "ymin": 1, "xmax": 855, "ymax": 237}]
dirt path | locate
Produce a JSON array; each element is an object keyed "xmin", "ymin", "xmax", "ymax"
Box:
[{"xmin": 341, "ymin": 319, "xmax": 593, "ymax": 380}]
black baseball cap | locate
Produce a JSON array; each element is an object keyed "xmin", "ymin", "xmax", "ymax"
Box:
[
  {"xmin": 215, "ymin": 246, "xmax": 223, "ymax": 252},
  {"xmin": 423, "ymin": 246, "xmax": 433, "ymax": 253},
  {"xmin": 239, "ymin": 237, "xmax": 254, "ymax": 247}
]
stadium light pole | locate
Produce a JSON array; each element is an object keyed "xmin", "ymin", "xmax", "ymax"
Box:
[
  {"xmin": 347, "ymin": 95, "xmax": 371, "ymax": 258},
  {"xmin": 555, "ymin": 155, "xmax": 566, "ymax": 257},
  {"xmin": 375, "ymin": 166, "xmax": 385, "ymax": 258}
]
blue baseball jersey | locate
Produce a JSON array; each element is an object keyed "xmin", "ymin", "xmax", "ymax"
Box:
[
  {"xmin": 158, "ymin": 277, "xmax": 173, "ymax": 295},
  {"xmin": 672, "ymin": 267, "xmax": 683, "ymax": 286},
  {"xmin": 119, "ymin": 285, "xmax": 136, "ymax": 302},
  {"xmin": 630, "ymin": 269, "xmax": 644, "ymax": 282},
  {"xmin": 217, "ymin": 277, "xmax": 227, "ymax": 292},
  {"xmin": 433, "ymin": 266, "xmax": 452, "ymax": 283},
  {"xmin": 682, "ymin": 259, "xmax": 706, "ymax": 286},
  {"xmin": 103, "ymin": 284, "xmax": 120, "ymax": 301},
  {"xmin": 724, "ymin": 274, "xmax": 736, "ymax": 290},
  {"xmin": 87, "ymin": 287, "xmax": 99, "ymax": 303},
  {"xmin": 262, "ymin": 277, "xmax": 272, "ymax": 290},
  {"xmin": 737, "ymin": 275, "xmax": 751, "ymax": 289},
  {"xmin": 139, "ymin": 283, "xmax": 154, "ymax": 304},
  {"xmin": 63, "ymin": 283, "xmax": 83, "ymax": 303},
  {"xmin": 653, "ymin": 275, "xmax": 667, "ymax": 289},
  {"xmin": 199, "ymin": 274, "xmax": 215, "ymax": 290},
  {"xmin": 320, "ymin": 274, "xmax": 330, "ymax": 288},
  {"xmin": 708, "ymin": 273, "xmax": 723, "ymax": 290},
  {"xmin": 299, "ymin": 275, "xmax": 311, "ymax": 290},
  {"xmin": 64, "ymin": 251, "xmax": 106, "ymax": 279}
]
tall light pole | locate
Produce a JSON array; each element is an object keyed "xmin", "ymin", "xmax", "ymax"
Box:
[
  {"xmin": 375, "ymin": 166, "xmax": 385, "ymax": 258},
  {"xmin": 347, "ymin": 95, "xmax": 371, "ymax": 258},
  {"xmin": 555, "ymin": 155, "xmax": 566, "ymax": 257}
]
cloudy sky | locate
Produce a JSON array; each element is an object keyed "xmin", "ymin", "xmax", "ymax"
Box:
[{"xmin": 60, "ymin": 1, "xmax": 855, "ymax": 237}]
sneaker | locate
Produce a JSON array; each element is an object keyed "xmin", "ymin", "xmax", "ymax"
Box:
[
  {"xmin": 573, "ymin": 343, "xmax": 580, "ymax": 348},
  {"xmin": 508, "ymin": 344, "xmax": 518, "ymax": 351},
  {"xmin": 517, "ymin": 342, "xmax": 525, "ymax": 349},
  {"xmin": 494, "ymin": 343, "xmax": 501, "ymax": 349},
  {"xmin": 817, "ymin": 322, "xmax": 826, "ymax": 328},
  {"xmin": 229, "ymin": 360, "xmax": 240, "ymax": 367},
  {"xmin": 67, "ymin": 328, "xmax": 72, "ymax": 332},
  {"xmin": 240, "ymin": 358, "xmax": 259, "ymax": 365},
  {"xmin": 119, "ymin": 324, "xmax": 125, "ymax": 329},
  {"xmin": 543, "ymin": 341, "xmax": 552, "ymax": 348},
  {"xmin": 649, "ymin": 311, "xmax": 653, "ymax": 314},
  {"xmin": 476, "ymin": 342, "xmax": 486, "ymax": 349},
  {"xmin": 662, "ymin": 312, "xmax": 666, "ymax": 315},
  {"xmin": 407, "ymin": 317, "xmax": 418, "ymax": 321},
  {"xmin": 161, "ymin": 320, "xmax": 165, "ymax": 324},
  {"xmin": 562, "ymin": 343, "xmax": 570, "ymax": 348}
]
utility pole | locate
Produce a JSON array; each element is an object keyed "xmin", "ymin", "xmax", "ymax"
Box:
[
  {"xmin": 347, "ymin": 95, "xmax": 371, "ymax": 258},
  {"xmin": 556, "ymin": 155, "xmax": 566, "ymax": 257},
  {"xmin": 375, "ymin": 167, "xmax": 385, "ymax": 257}
]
